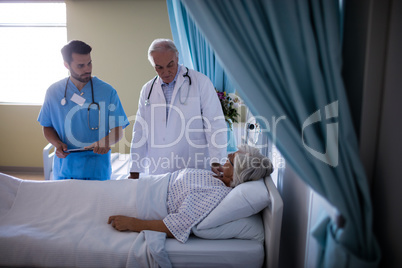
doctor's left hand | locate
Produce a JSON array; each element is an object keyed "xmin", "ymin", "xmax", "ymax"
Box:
[
  {"xmin": 56, "ymin": 142, "xmax": 69, "ymax": 158},
  {"xmin": 85, "ymin": 141, "xmax": 110, "ymax": 155}
]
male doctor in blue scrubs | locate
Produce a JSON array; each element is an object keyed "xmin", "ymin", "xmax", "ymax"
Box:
[{"xmin": 38, "ymin": 40, "xmax": 129, "ymax": 180}]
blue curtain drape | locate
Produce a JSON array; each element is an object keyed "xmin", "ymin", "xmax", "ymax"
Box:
[
  {"xmin": 177, "ymin": 0, "xmax": 381, "ymax": 267},
  {"xmin": 166, "ymin": 0, "xmax": 235, "ymax": 93}
]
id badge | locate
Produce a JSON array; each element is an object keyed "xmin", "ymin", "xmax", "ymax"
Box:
[{"xmin": 70, "ymin": 93, "xmax": 86, "ymax": 106}]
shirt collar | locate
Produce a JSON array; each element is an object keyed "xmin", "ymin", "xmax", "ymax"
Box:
[{"xmin": 161, "ymin": 64, "xmax": 181, "ymax": 87}]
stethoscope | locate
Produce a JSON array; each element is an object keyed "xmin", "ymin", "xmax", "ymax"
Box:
[
  {"xmin": 145, "ymin": 67, "xmax": 192, "ymax": 106},
  {"xmin": 61, "ymin": 77, "xmax": 100, "ymax": 130}
]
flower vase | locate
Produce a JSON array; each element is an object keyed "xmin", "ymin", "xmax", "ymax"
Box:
[{"xmin": 227, "ymin": 120, "xmax": 237, "ymax": 153}]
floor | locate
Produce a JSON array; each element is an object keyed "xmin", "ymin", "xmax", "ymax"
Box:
[{"xmin": 2, "ymin": 171, "xmax": 45, "ymax": 181}]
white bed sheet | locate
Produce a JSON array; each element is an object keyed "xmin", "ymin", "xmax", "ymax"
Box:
[{"xmin": 110, "ymin": 153, "xmax": 131, "ymax": 180}]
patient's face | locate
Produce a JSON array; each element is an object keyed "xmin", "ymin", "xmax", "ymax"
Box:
[{"xmin": 221, "ymin": 152, "xmax": 236, "ymax": 186}]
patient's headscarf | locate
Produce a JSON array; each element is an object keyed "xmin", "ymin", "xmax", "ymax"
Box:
[{"xmin": 231, "ymin": 144, "xmax": 274, "ymax": 187}]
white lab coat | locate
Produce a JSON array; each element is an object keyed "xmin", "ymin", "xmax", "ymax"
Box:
[{"xmin": 130, "ymin": 65, "xmax": 227, "ymax": 175}]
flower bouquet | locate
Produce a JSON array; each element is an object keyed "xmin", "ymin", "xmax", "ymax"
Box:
[{"xmin": 216, "ymin": 90, "xmax": 242, "ymax": 130}]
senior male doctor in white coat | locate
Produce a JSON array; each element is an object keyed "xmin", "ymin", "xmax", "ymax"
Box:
[{"xmin": 129, "ymin": 39, "xmax": 227, "ymax": 178}]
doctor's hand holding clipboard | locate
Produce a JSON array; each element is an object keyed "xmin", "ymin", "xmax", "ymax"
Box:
[
  {"xmin": 63, "ymin": 128, "xmax": 124, "ymax": 155},
  {"xmin": 43, "ymin": 126, "xmax": 70, "ymax": 159},
  {"xmin": 83, "ymin": 126, "xmax": 123, "ymax": 154}
]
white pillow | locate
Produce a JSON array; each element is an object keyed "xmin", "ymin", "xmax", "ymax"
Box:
[
  {"xmin": 192, "ymin": 214, "xmax": 264, "ymax": 242},
  {"xmin": 197, "ymin": 178, "xmax": 270, "ymax": 230}
]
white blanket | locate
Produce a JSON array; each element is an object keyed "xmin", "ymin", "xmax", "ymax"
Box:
[
  {"xmin": 127, "ymin": 231, "xmax": 171, "ymax": 268},
  {"xmin": 0, "ymin": 172, "xmax": 171, "ymax": 267}
]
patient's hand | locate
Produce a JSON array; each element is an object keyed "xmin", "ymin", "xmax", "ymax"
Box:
[
  {"xmin": 211, "ymin": 162, "xmax": 223, "ymax": 177},
  {"xmin": 108, "ymin": 215, "xmax": 136, "ymax": 232}
]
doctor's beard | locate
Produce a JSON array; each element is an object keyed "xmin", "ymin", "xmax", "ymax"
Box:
[{"xmin": 70, "ymin": 70, "xmax": 92, "ymax": 83}]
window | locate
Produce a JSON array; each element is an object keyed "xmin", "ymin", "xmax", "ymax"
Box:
[{"xmin": 0, "ymin": 2, "xmax": 67, "ymax": 104}]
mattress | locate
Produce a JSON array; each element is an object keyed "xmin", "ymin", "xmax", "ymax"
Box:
[{"xmin": 166, "ymin": 237, "xmax": 264, "ymax": 267}]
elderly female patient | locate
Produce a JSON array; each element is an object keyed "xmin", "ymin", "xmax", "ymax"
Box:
[{"xmin": 108, "ymin": 144, "xmax": 273, "ymax": 243}]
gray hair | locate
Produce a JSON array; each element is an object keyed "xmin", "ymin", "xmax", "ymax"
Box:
[
  {"xmin": 231, "ymin": 144, "xmax": 274, "ymax": 187},
  {"xmin": 148, "ymin": 38, "xmax": 179, "ymax": 66}
]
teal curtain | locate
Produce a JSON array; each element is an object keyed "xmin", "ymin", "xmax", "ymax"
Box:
[
  {"xmin": 167, "ymin": 0, "xmax": 237, "ymax": 153},
  {"xmin": 178, "ymin": 0, "xmax": 380, "ymax": 267},
  {"xmin": 166, "ymin": 0, "xmax": 234, "ymax": 93}
]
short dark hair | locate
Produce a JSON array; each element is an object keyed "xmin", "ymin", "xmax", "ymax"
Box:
[{"xmin": 61, "ymin": 40, "xmax": 92, "ymax": 64}]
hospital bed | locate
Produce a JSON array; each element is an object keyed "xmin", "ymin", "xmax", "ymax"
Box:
[{"xmin": 0, "ymin": 145, "xmax": 283, "ymax": 267}]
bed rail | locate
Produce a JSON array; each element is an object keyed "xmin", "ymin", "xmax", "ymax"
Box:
[
  {"xmin": 43, "ymin": 143, "xmax": 55, "ymax": 180},
  {"xmin": 263, "ymin": 175, "xmax": 284, "ymax": 268}
]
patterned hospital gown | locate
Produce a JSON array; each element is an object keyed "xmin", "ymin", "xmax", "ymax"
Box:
[{"xmin": 163, "ymin": 168, "xmax": 232, "ymax": 243}]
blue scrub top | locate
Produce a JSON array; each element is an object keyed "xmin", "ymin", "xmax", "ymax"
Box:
[{"xmin": 38, "ymin": 77, "xmax": 129, "ymax": 180}]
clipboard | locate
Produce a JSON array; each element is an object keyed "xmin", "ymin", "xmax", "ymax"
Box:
[{"xmin": 64, "ymin": 148, "xmax": 92, "ymax": 153}]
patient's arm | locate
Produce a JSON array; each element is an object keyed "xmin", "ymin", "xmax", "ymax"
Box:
[{"xmin": 108, "ymin": 215, "xmax": 173, "ymax": 238}]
